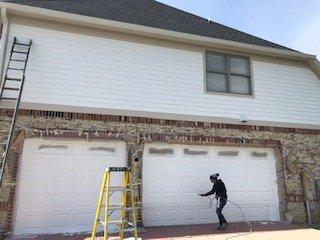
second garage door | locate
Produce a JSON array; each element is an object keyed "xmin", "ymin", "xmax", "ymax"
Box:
[{"xmin": 142, "ymin": 144, "xmax": 279, "ymax": 226}]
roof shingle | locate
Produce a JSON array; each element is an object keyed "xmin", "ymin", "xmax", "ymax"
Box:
[{"xmin": 2, "ymin": 0, "xmax": 294, "ymax": 51}]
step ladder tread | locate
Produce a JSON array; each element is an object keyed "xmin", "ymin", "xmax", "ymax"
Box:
[{"xmin": 108, "ymin": 220, "xmax": 127, "ymax": 224}]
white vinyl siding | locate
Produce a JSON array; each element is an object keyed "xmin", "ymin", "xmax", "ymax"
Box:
[{"xmin": 3, "ymin": 24, "xmax": 320, "ymax": 127}]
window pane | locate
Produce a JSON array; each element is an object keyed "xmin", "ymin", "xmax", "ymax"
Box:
[
  {"xmin": 230, "ymin": 75, "xmax": 250, "ymax": 94},
  {"xmin": 206, "ymin": 53, "xmax": 226, "ymax": 72},
  {"xmin": 230, "ymin": 57, "xmax": 249, "ymax": 75},
  {"xmin": 207, "ymin": 73, "xmax": 227, "ymax": 92}
]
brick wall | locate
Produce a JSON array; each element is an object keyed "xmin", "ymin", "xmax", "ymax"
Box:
[{"xmin": 0, "ymin": 109, "xmax": 320, "ymax": 236}]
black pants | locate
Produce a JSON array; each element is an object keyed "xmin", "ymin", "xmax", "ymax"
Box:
[{"xmin": 216, "ymin": 197, "xmax": 227, "ymax": 225}]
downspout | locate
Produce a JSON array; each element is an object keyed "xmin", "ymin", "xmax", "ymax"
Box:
[{"xmin": 0, "ymin": 7, "xmax": 9, "ymax": 84}]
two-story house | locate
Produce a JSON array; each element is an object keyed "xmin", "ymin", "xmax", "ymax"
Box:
[{"xmin": 0, "ymin": 0, "xmax": 319, "ymax": 237}]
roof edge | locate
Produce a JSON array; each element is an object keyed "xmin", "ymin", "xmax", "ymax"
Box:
[{"xmin": 1, "ymin": 2, "xmax": 319, "ymax": 77}]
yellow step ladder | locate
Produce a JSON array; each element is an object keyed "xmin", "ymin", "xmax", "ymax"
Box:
[{"xmin": 91, "ymin": 167, "xmax": 139, "ymax": 240}]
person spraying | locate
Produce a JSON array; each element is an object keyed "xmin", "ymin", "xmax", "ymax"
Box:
[{"xmin": 199, "ymin": 173, "xmax": 229, "ymax": 230}]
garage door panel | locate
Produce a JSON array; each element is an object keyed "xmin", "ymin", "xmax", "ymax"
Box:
[
  {"xmin": 75, "ymin": 178, "xmax": 96, "ymax": 191},
  {"xmin": 162, "ymin": 178, "xmax": 180, "ymax": 192},
  {"xmin": 14, "ymin": 139, "xmax": 126, "ymax": 235},
  {"xmin": 182, "ymin": 178, "xmax": 196, "ymax": 191},
  {"xmin": 198, "ymin": 162, "xmax": 214, "ymax": 175},
  {"xmin": 75, "ymin": 194, "xmax": 96, "ymax": 208},
  {"xmin": 225, "ymin": 178, "xmax": 246, "ymax": 188},
  {"xmin": 260, "ymin": 177, "xmax": 276, "ymax": 187},
  {"xmin": 51, "ymin": 178, "xmax": 74, "ymax": 192},
  {"xmin": 214, "ymin": 162, "xmax": 244, "ymax": 174},
  {"xmin": 144, "ymin": 193, "xmax": 163, "ymax": 206},
  {"xmin": 143, "ymin": 144, "xmax": 279, "ymax": 226},
  {"xmin": 25, "ymin": 179, "xmax": 48, "ymax": 194},
  {"xmin": 181, "ymin": 209, "xmax": 197, "ymax": 221},
  {"xmin": 246, "ymin": 163, "xmax": 261, "ymax": 173},
  {"xmin": 25, "ymin": 197, "xmax": 47, "ymax": 211},
  {"xmin": 143, "ymin": 207, "xmax": 182, "ymax": 225},
  {"xmin": 28, "ymin": 160, "xmax": 52, "ymax": 176},
  {"xmin": 162, "ymin": 208, "xmax": 180, "ymax": 221},
  {"xmin": 22, "ymin": 216, "xmax": 45, "ymax": 233},
  {"xmin": 163, "ymin": 162, "xmax": 179, "ymax": 175},
  {"xmin": 228, "ymin": 191, "xmax": 246, "ymax": 202},
  {"xmin": 197, "ymin": 177, "xmax": 212, "ymax": 190},
  {"xmin": 262, "ymin": 191, "xmax": 278, "ymax": 202},
  {"xmin": 50, "ymin": 194, "xmax": 74, "ymax": 209},
  {"xmin": 246, "ymin": 190, "xmax": 261, "ymax": 202},
  {"xmin": 259, "ymin": 162, "xmax": 275, "ymax": 172},
  {"xmin": 198, "ymin": 208, "xmax": 216, "ymax": 221},
  {"xmin": 181, "ymin": 161, "xmax": 197, "ymax": 174},
  {"xmin": 247, "ymin": 177, "xmax": 263, "ymax": 188},
  {"xmin": 163, "ymin": 193, "xmax": 180, "ymax": 205},
  {"xmin": 182, "ymin": 193, "xmax": 197, "ymax": 205},
  {"xmin": 73, "ymin": 213, "xmax": 94, "ymax": 229}
]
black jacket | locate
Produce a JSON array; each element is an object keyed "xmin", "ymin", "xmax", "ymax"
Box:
[{"xmin": 203, "ymin": 179, "xmax": 227, "ymax": 198}]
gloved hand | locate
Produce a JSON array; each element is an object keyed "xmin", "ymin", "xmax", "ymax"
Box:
[{"xmin": 198, "ymin": 194, "xmax": 205, "ymax": 197}]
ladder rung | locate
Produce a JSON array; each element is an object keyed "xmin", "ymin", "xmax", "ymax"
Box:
[
  {"xmin": 12, "ymin": 51, "xmax": 28, "ymax": 54},
  {"xmin": 1, "ymin": 97, "xmax": 18, "ymax": 100},
  {"xmin": 10, "ymin": 59, "xmax": 26, "ymax": 62},
  {"xmin": 8, "ymin": 67, "xmax": 24, "ymax": 71},
  {"xmin": 5, "ymin": 77, "xmax": 22, "ymax": 81},
  {"xmin": 15, "ymin": 42, "xmax": 30, "ymax": 47},
  {"xmin": 0, "ymin": 130, "xmax": 8, "ymax": 133},
  {"xmin": 0, "ymin": 142, "xmax": 8, "ymax": 146},
  {"xmin": 3, "ymin": 87, "xmax": 20, "ymax": 91}
]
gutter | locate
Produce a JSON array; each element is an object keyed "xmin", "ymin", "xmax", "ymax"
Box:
[
  {"xmin": 0, "ymin": 2, "xmax": 319, "ymax": 77},
  {"xmin": 0, "ymin": 7, "xmax": 9, "ymax": 83}
]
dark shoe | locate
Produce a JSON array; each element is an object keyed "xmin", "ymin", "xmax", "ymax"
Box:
[
  {"xmin": 215, "ymin": 224, "xmax": 222, "ymax": 230},
  {"xmin": 220, "ymin": 223, "xmax": 229, "ymax": 230}
]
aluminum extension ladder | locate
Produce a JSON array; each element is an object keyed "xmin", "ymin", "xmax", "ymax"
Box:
[
  {"xmin": 0, "ymin": 37, "xmax": 32, "ymax": 184},
  {"xmin": 91, "ymin": 167, "xmax": 139, "ymax": 240}
]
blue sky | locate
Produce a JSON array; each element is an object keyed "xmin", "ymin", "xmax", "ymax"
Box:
[{"xmin": 158, "ymin": 0, "xmax": 320, "ymax": 58}]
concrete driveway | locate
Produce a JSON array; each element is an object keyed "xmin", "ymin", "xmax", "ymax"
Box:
[{"xmin": 9, "ymin": 222, "xmax": 320, "ymax": 240}]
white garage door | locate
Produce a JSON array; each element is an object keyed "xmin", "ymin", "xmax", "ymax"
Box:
[
  {"xmin": 14, "ymin": 139, "xmax": 127, "ymax": 235},
  {"xmin": 142, "ymin": 144, "xmax": 279, "ymax": 226}
]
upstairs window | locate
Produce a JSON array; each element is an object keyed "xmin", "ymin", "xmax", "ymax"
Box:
[{"xmin": 205, "ymin": 52, "xmax": 252, "ymax": 95}]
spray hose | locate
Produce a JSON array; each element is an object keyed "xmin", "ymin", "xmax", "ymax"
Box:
[{"xmin": 206, "ymin": 196, "xmax": 253, "ymax": 239}]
